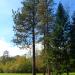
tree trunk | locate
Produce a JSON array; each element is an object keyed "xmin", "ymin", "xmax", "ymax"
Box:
[
  {"xmin": 43, "ymin": 70, "xmax": 46, "ymax": 75},
  {"xmin": 47, "ymin": 65, "xmax": 51, "ymax": 75},
  {"xmin": 66, "ymin": 70, "xmax": 69, "ymax": 75},
  {"xmin": 32, "ymin": 0, "xmax": 36, "ymax": 75},
  {"xmin": 32, "ymin": 26, "xmax": 36, "ymax": 75},
  {"xmin": 65, "ymin": 50, "xmax": 70, "ymax": 75}
]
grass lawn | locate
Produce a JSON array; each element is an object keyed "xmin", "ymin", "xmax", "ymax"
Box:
[
  {"xmin": 0, "ymin": 73, "xmax": 74, "ymax": 75},
  {"xmin": 0, "ymin": 73, "xmax": 30, "ymax": 75},
  {"xmin": 63, "ymin": 73, "xmax": 75, "ymax": 75},
  {"xmin": 0, "ymin": 73, "xmax": 43, "ymax": 75}
]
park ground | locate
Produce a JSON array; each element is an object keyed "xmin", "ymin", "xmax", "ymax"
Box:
[{"xmin": 0, "ymin": 73, "xmax": 75, "ymax": 75}]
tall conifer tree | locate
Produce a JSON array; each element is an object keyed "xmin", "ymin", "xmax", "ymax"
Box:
[
  {"xmin": 37, "ymin": 0, "xmax": 54, "ymax": 75},
  {"xmin": 12, "ymin": 0, "xmax": 39, "ymax": 75},
  {"xmin": 54, "ymin": 3, "xmax": 69, "ymax": 75},
  {"xmin": 70, "ymin": 12, "xmax": 75, "ymax": 59}
]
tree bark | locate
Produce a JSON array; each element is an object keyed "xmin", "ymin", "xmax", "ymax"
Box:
[
  {"xmin": 32, "ymin": 26, "xmax": 36, "ymax": 75},
  {"xmin": 47, "ymin": 65, "xmax": 51, "ymax": 75},
  {"xmin": 43, "ymin": 70, "xmax": 46, "ymax": 75},
  {"xmin": 32, "ymin": 0, "xmax": 36, "ymax": 75},
  {"xmin": 66, "ymin": 70, "xmax": 69, "ymax": 75}
]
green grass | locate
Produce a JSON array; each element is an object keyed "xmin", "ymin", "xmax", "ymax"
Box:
[
  {"xmin": 0, "ymin": 73, "xmax": 43, "ymax": 75},
  {"xmin": 0, "ymin": 73, "xmax": 74, "ymax": 75},
  {"xmin": 63, "ymin": 73, "xmax": 75, "ymax": 75},
  {"xmin": 0, "ymin": 73, "xmax": 30, "ymax": 75}
]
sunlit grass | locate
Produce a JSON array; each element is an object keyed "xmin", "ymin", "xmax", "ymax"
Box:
[
  {"xmin": 0, "ymin": 73, "xmax": 42, "ymax": 75},
  {"xmin": 0, "ymin": 73, "xmax": 74, "ymax": 75},
  {"xmin": 63, "ymin": 73, "xmax": 75, "ymax": 75}
]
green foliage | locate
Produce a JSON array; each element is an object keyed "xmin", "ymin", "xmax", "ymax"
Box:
[
  {"xmin": 0, "ymin": 56, "xmax": 32, "ymax": 73},
  {"xmin": 53, "ymin": 3, "xmax": 71, "ymax": 75},
  {"xmin": 37, "ymin": 1, "xmax": 54, "ymax": 74},
  {"xmin": 12, "ymin": 0, "xmax": 38, "ymax": 46},
  {"xmin": 0, "ymin": 54, "xmax": 50, "ymax": 73},
  {"xmin": 54, "ymin": 3, "xmax": 68, "ymax": 47},
  {"xmin": 70, "ymin": 12, "xmax": 75, "ymax": 58}
]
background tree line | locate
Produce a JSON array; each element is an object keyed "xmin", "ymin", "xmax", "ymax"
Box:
[{"xmin": 0, "ymin": 50, "xmax": 46, "ymax": 73}]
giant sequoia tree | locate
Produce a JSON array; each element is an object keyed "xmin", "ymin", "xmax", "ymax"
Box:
[{"xmin": 12, "ymin": 0, "xmax": 38, "ymax": 75}]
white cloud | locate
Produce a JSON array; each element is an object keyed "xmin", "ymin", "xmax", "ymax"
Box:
[
  {"xmin": 0, "ymin": 38, "xmax": 43, "ymax": 57},
  {"xmin": 0, "ymin": 38, "xmax": 28, "ymax": 57}
]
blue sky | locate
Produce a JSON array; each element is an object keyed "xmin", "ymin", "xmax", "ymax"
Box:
[
  {"xmin": 0, "ymin": 0, "xmax": 75, "ymax": 56},
  {"xmin": 0, "ymin": 0, "xmax": 25, "ymax": 56},
  {"xmin": 54, "ymin": 0, "xmax": 75, "ymax": 14},
  {"xmin": 0, "ymin": 0, "xmax": 22, "ymax": 43}
]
